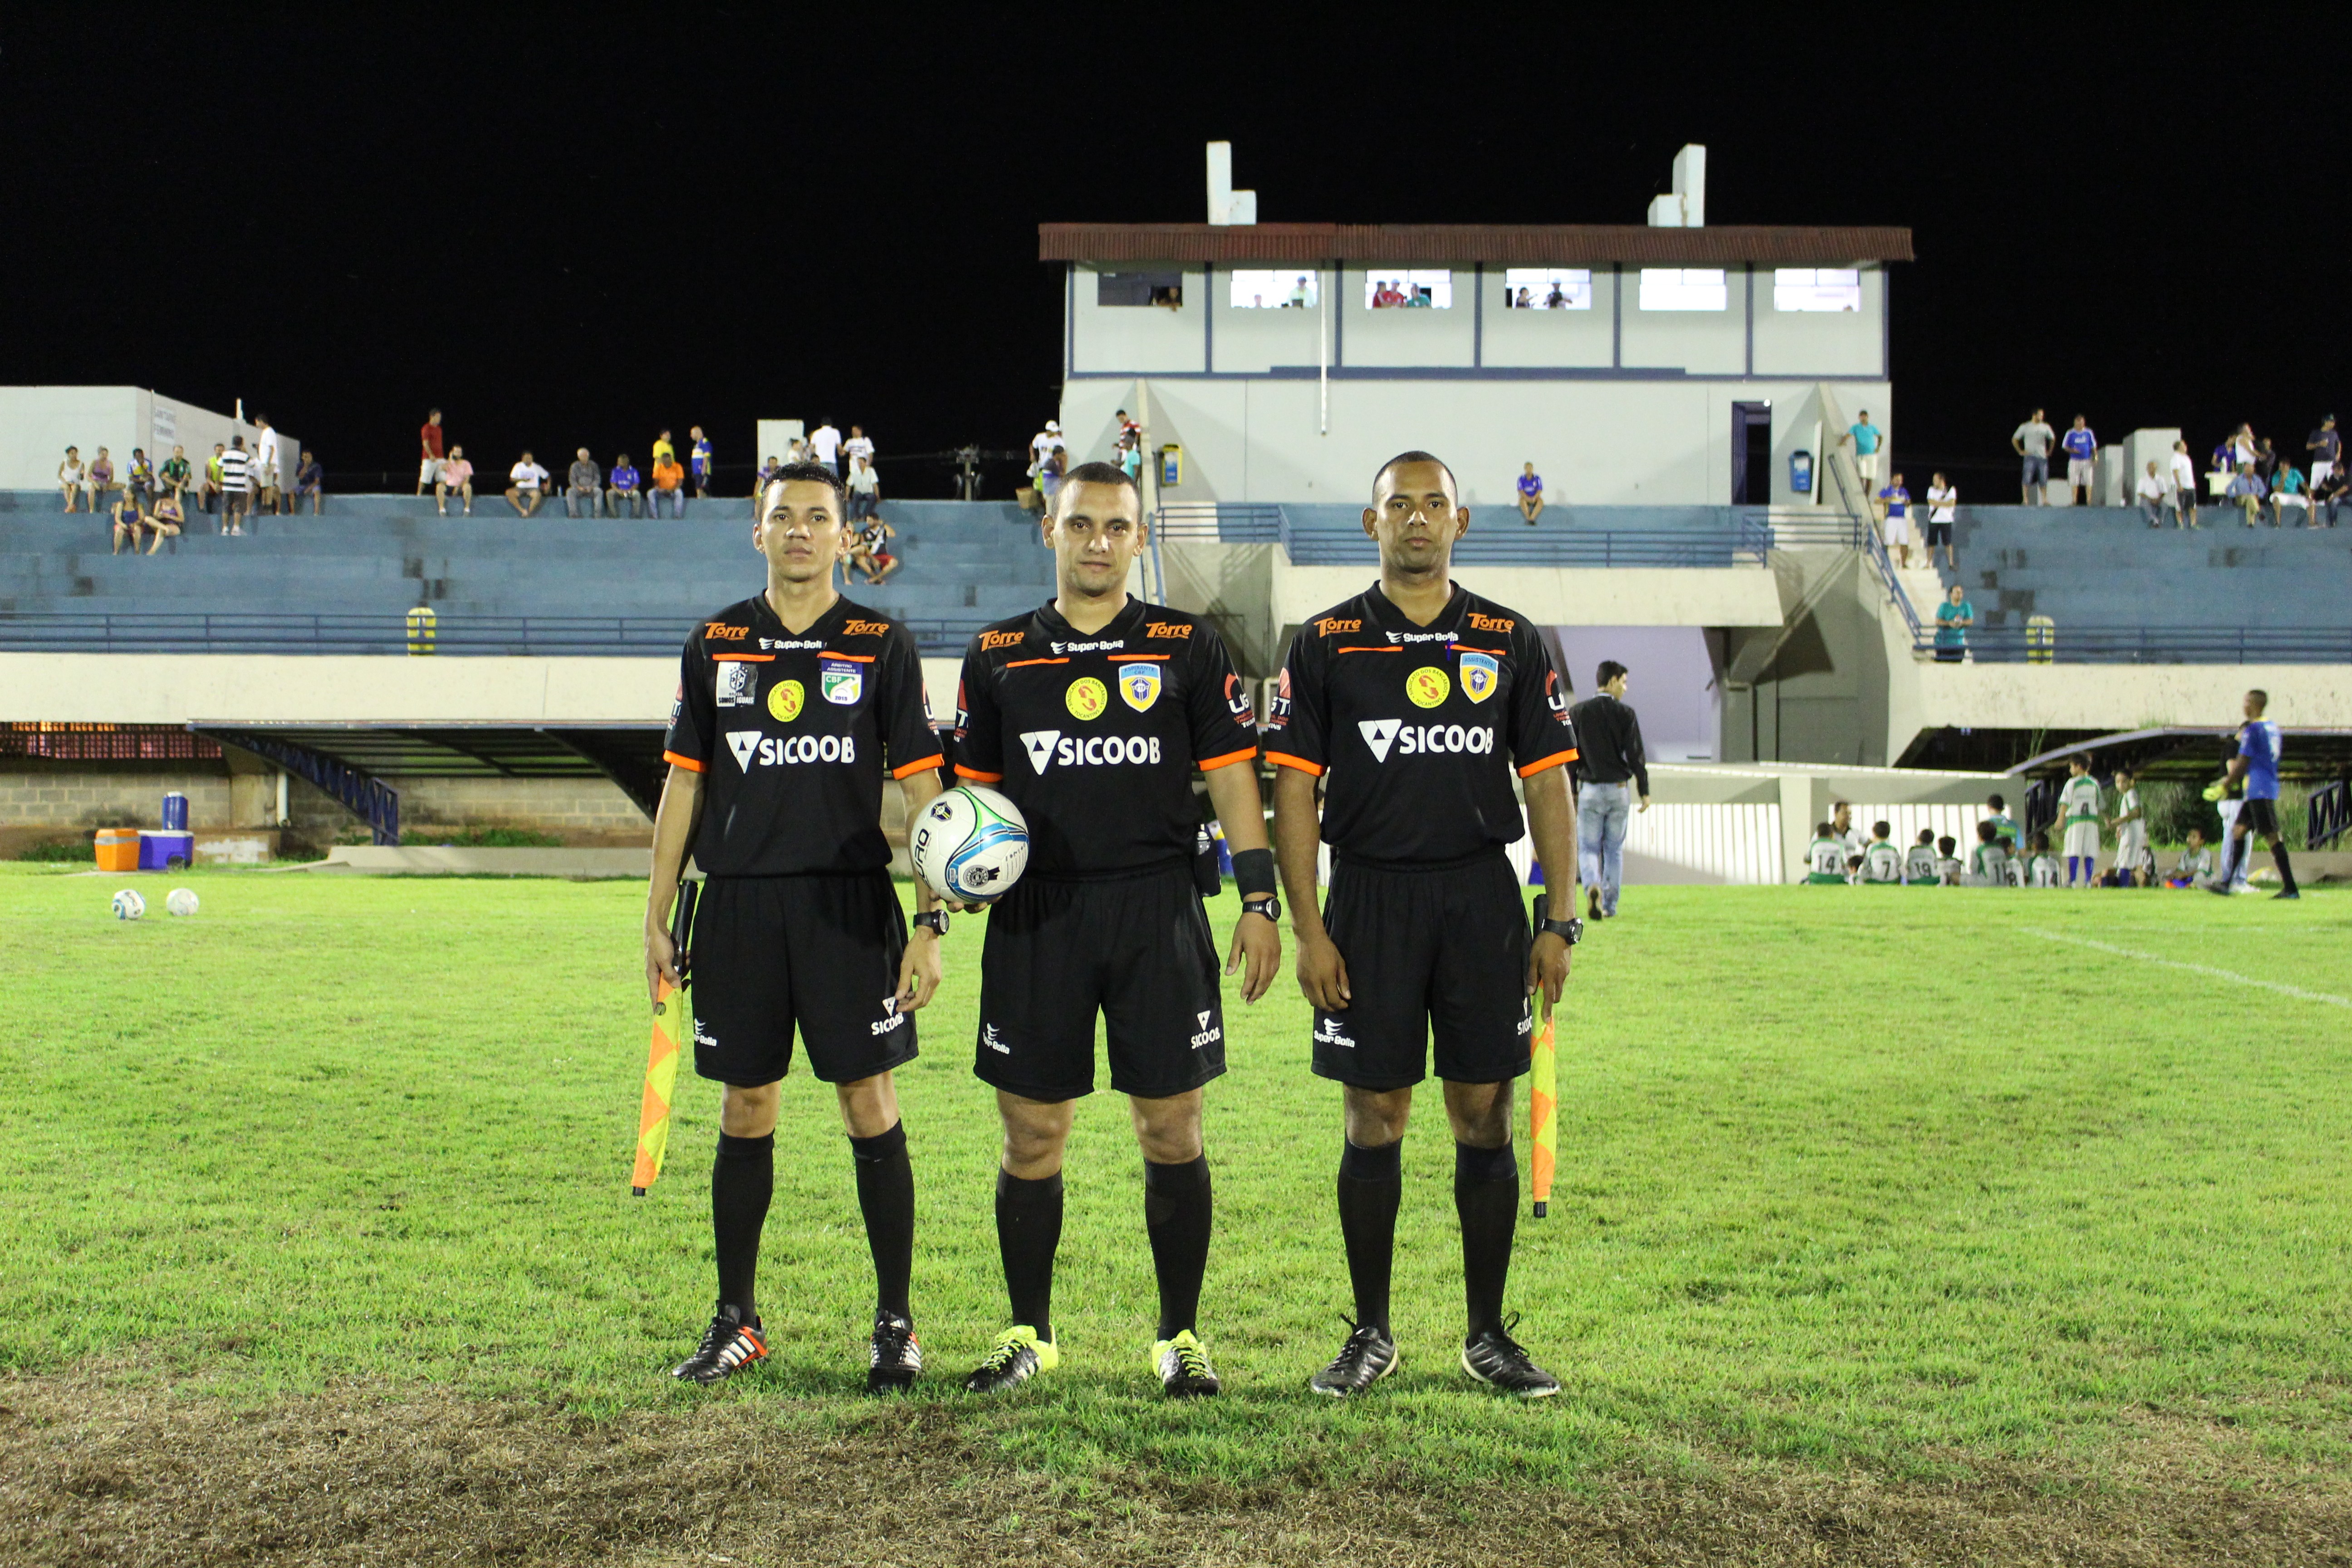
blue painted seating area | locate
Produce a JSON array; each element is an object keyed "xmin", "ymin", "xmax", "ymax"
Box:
[
  {"xmin": 1934, "ymin": 506, "xmax": 2352, "ymax": 662},
  {"xmin": 0, "ymin": 492, "xmax": 1052, "ymax": 655}
]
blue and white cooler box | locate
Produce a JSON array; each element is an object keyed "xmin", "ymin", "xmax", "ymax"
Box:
[{"xmin": 138, "ymin": 831, "xmax": 194, "ymax": 871}]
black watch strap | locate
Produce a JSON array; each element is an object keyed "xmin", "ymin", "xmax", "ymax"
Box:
[
  {"xmin": 1539, "ymin": 915, "xmax": 1583, "ymax": 946},
  {"xmin": 1242, "ymin": 894, "xmax": 1280, "ymax": 922},
  {"xmin": 913, "ymin": 910, "xmax": 950, "ymax": 935}
]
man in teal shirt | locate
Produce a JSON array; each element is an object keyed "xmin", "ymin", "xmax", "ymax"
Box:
[
  {"xmin": 1840, "ymin": 411, "xmax": 1884, "ymax": 489},
  {"xmin": 1934, "ymin": 583, "xmax": 1973, "ymax": 662}
]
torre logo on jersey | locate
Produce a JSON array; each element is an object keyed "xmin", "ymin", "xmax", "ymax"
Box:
[
  {"xmin": 1357, "ymin": 718, "xmax": 1494, "ymax": 763},
  {"xmin": 726, "ymin": 730, "xmax": 858, "ymax": 769},
  {"xmin": 1021, "ymin": 730, "xmax": 1165, "ymax": 771}
]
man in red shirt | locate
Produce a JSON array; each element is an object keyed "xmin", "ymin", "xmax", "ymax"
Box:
[{"xmin": 416, "ymin": 409, "xmax": 446, "ymax": 495}]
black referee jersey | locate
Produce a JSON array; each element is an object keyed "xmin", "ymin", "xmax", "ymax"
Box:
[
  {"xmin": 952, "ymin": 595, "xmax": 1260, "ymax": 874},
  {"xmin": 1264, "ymin": 583, "xmax": 1578, "ymax": 862},
  {"xmin": 663, "ymin": 593, "xmax": 944, "ymax": 876}
]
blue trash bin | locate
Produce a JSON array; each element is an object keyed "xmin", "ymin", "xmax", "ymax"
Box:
[{"xmin": 1788, "ymin": 451, "xmax": 1813, "ymax": 495}]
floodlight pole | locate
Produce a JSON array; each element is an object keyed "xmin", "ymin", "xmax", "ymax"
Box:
[{"xmin": 1318, "ymin": 266, "xmax": 1329, "ymax": 435}]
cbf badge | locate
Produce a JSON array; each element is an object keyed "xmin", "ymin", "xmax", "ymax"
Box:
[
  {"xmin": 1407, "ymin": 666, "xmax": 1450, "ymax": 709},
  {"xmin": 715, "ymin": 662, "xmax": 756, "ymax": 708},
  {"xmin": 1459, "ymin": 651, "xmax": 1499, "ymax": 704},
  {"xmin": 768, "ymin": 680, "xmax": 805, "ymax": 723},
  {"xmin": 820, "ymin": 658, "xmax": 864, "ymax": 706},
  {"xmin": 1118, "ymin": 663, "xmax": 1162, "ymax": 713},
  {"xmin": 1067, "ymin": 676, "xmax": 1108, "ymax": 720}
]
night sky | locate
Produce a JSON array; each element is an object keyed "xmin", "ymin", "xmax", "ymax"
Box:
[{"xmin": 7, "ymin": 14, "xmax": 2341, "ymax": 499}]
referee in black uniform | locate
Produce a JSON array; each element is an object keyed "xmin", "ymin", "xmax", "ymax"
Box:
[
  {"xmin": 647, "ymin": 463, "xmax": 951, "ymax": 1391},
  {"xmin": 1267, "ymin": 451, "xmax": 1581, "ymax": 1398},
  {"xmin": 949, "ymin": 461, "xmax": 1279, "ymax": 1397}
]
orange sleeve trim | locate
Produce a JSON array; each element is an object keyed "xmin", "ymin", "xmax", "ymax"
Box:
[
  {"xmin": 1266, "ymin": 751, "xmax": 1325, "ymax": 777},
  {"xmin": 711, "ymin": 652, "xmax": 775, "ymax": 662},
  {"xmin": 1197, "ymin": 745, "xmax": 1260, "ymax": 772},
  {"xmin": 1116, "ymin": 653, "xmax": 1173, "ymax": 662},
  {"xmin": 663, "ymin": 749, "xmax": 707, "ymax": 773},
  {"xmin": 1335, "ymin": 645, "xmax": 1403, "ymax": 654},
  {"xmin": 1516, "ymin": 748, "xmax": 1578, "ymax": 778},
  {"xmin": 819, "ymin": 651, "xmax": 877, "ymax": 662},
  {"xmin": 891, "ymin": 753, "xmax": 946, "ymax": 779},
  {"xmin": 1451, "ymin": 644, "xmax": 1509, "ymax": 657},
  {"xmin": 953, "ymin": 764, "xmax": 1005, "ymax": 783},
  {"xmin": 1003, "ymin": 657, "xmax": 1069, "ymax": 668}
]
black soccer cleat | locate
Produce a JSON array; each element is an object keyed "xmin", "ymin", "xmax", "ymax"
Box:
[
  {"xmin": 867, "ymin": 1310, "xmax": 922, "ymax": 1394},
  {"xmin": 1461, "ymin": 1314, "xmax": 1560, "ymax": 1398},
  {"xmin": 2274, "ymin": 889, "xmax": 2301, "ymax": 900},
  {"xmin": 669, "ymin": 1303, "xmax": 768, "ymax": 1385},
  {"xmin": 961, "ymin": 1325, "xmax": 1057, "ymax": 1393},
  {"xmin": 1308, "ymin": 1318, "xmax": 1400, "ymax": 1396},
  {"xmin": 1152, "ymin": 1330, "xmax": 1221, "ymax": 1397}
]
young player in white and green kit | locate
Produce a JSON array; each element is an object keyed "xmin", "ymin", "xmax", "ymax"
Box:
[
  {"xmin": 1806, "ymin": 823, "xmax": 1848, "ymax": 883},
  {"xmin": 2107, "ymin": 767, "xmax": 2148, "ymax": 886},
  {"xmin": 1860, "ymin": 821, "xmax": 1903, "ymax": 883},
  {"xmin": 2056, "ymin": 756, "xmax": 2104, "ymax": 887},
  {"xmin": 1903, "ymin": 829, "xmax": 1940, "ymax": 885},
  {"xmin": 2024, "ymin": 830, "xmax": 2062, "ymax": 888}
]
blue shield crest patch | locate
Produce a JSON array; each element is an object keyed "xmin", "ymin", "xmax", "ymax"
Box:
[
  {"xmin": 1459, "ymin": 651, "xmax": 1499, "ymax": 704},
  {"xmin": 1118, "ymin": 662, "xmax": 1162, "ymax": 713}
]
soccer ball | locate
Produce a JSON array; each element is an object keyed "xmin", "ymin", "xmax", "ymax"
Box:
[
  {"xmin": 910, "ymin": 785, "xmax": 1030, "ymax": 904},
  {"xmin": 112, "ymin": 888, "xmax": 146, "ymax": 921},
  {"xmin": 166, "ymin": 887, "xmax": 201, "ymax": 917}
]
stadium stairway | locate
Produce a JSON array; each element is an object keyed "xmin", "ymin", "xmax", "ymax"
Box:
[
  {"xmin": 1937, "ymin": 506, "xmax": 2352, "ymax": 632},
  {"xmin": 0, "ymin": 493, "xmax": 1054, "ymax": 653}
]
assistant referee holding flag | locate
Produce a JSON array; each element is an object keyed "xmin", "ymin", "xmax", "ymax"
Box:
[
  {"xmin": 1268, "ymin": 451, "xmax": 1581, "ymax": 1398},
  {"xmin": 949, "ymin": 460, "xmax": 1279, "ymax": 1397},
  {"xmin": 647, "ymin": 462, "xmax": 951, "ymax": 1390}
]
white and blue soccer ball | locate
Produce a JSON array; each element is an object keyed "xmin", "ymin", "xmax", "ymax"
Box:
[
  {"xmin": 112, "ymin": 888, "xmax": 146, "ymax": 921},
  {"xmin": 911, "ymin": 784, "xmax": 1030, "ymax": 904},
  {"xmin": 166, "ymin": 887, "xmax": 201, "ymax": 917}
]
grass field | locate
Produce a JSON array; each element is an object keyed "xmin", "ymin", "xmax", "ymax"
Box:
[{"xmin": 5, "ymin": 862, "xmax": 2350, "ymax": 1564}]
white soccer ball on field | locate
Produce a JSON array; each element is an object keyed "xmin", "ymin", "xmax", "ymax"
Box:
[
  {"xmin": 112, "ymin": 888, "xmax": 147, "ymax": 921},
  {"xmin": 910, "ymin": 784, "xmax": 1030, "ymax": 904},
  {"xmin": 166, "ymin": 887, "xmax": 201, "ymax": 917}
]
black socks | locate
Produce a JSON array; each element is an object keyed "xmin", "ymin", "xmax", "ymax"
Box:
[
  {"xmin": 2273, "ymin": 841, "xmax": 2298, "ymax": 895},
  {"xmin": 1337, "ymin": 1138, "xmax": 1403, "ymax": 1335},
  {"xmin": 1143, "ymin": 1156, "xmax": 1213, "ymax": 1339},
  {"xmin": 849, "ymin": 1122, "xmax": 915, "ymax": 1320},
  {"xmin": 712, "ymin": 1131, "xmax": 774, "ymax": 1320},
  {"xmin": 995, "ymin": 1169, "xmax": 1064, "ymax": 1342},
  {"xmin": 1455, "ymin": 1141, "xmax": 1519, "ymax": 1338}
]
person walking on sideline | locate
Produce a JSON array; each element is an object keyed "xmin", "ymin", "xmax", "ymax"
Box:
[
  {"xmin": 2012, "ymin": 409, "xmax": 2055, "ymax": 503},
  {"xmin": 1567, "ymin": 661, "xmax": 1649, "ymax": 921},
  {"xmin": 2211, "ymin": 689, "xmax": 2299, "ymax": 900}
]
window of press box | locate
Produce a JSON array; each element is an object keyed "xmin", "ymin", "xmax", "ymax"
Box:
[
  {"xmin": 1364, "ymin": 270, "xmax": 1452, "ymax": 309},
  {"xmin": 1229, "ymin": 270, "xmax": 1319, "ymax": 309},
  {"xmin": 1097, "ymin": 271, "xmax": 1185, "ymax": 308},
  {"xmin": 1501, "ymin": 269, "xmax": 1592, "ymax": 309},
  {"xmin": 1773, "ymin": 268, "xmax": 1862, "ymax": 312},
  {"xmin": 1637, "ymin": 268, "xmax": 1728, "ymax": 311}
]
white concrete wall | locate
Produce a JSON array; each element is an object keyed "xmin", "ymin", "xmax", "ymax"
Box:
[
  {"xmin": 0, "ymin": 387, "xmax": 290, "ymax": 490},
  {"xmin": 1483, "ymin": 270, "xmax": 1616, "ymax": 368},
  {"xmin": 0, "ymin": 653, "xmax": 676, "ymax": 724},
  {"xmin": 1621, "ymin": 272, "xmax": 1747, "ymax": 373},
  {"xmin": 1751, "ymin": 267, "xmax": 1884, "ymax": 377},
  {"xmin": 1088, "ymin": 376, "xmax": 1891, "ymax": 509},
  {"xmin": 1070, "ymin": 266, "xmax": 1205, "ymax": 374}
]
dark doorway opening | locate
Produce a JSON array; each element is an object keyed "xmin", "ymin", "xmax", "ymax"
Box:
[{"xmin": 1731, "ymin": 401, "xmax": 1774, "ymax": 504}]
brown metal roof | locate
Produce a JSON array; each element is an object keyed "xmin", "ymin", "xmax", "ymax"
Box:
[{"xmin": 1039, "ymin": 222, "xmax": 1913, "ymax": 266}]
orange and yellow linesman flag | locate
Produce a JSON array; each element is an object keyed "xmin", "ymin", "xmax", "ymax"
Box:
[
  {"xmin": 1529, "ymin": 992, "xmax": 1557, "ymax": 1218},
  {"xmin": 632, "ymin": 881, "xmax": 698, "ymax": 1196}
]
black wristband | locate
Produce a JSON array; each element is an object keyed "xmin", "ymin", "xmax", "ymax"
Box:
[{"xmin": 1230, "ymin": 847, "xmax": 1278, "ymax": 899}]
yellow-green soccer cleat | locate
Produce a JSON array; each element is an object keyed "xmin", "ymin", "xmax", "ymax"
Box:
[
  {"xmin": 961, "ymin": 1325, "xmax": 1059, "ymax": 1393},
  {"xmin": 1152, "ymin": 1330, "xmax": 1221, "ymax": 1397}
]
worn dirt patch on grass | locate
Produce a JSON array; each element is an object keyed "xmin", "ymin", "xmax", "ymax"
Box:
[{"xmin": 5, "ymin": 1378, "xmax": 2348, "ymax": 1566}]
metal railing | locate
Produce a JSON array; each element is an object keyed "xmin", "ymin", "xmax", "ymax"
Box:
[
  {"xmin": 1940, "ymin": 626, "xmax": 2352, "ymax": 664},
  {"xmin": 1152, "ymin": 503, "xmax": 1771, "ymax": 568},
  {"xmin": 1818, "ymin": 447, "xmax": 1927, "ymax": 643},
  {"xmin": 0, "ymin": 610, "xmax": 992, "ymax": 657}
]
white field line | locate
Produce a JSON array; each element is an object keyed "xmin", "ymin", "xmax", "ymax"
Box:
[{"xmin": 2023, "ymin": 928, "xmax": 2352, "ymax": 1009}]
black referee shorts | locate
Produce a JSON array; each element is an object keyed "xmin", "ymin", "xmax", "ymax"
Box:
[
  {"xmin": 2239, "ymin": 798, "xmax": 2281, "ymax": 838},
  {"xmin": 689, "ymin": 872, "xmax": 916, "ymax": 1087},
  {"xmin": 1312, "ymin": 849, "xmax": 1532, "ymax": 1092},
  {"xmin": 975, "ymin": 860, "xmax": 1225, "ymax": 1102}
]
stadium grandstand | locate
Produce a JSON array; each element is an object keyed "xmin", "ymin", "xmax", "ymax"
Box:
[{"xmin": 4, "ymin": 143, "xmax": 2347, "ymax": 879}]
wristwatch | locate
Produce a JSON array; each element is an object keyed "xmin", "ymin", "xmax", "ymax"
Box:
[
  {"xmin": 1241, "ymin": 895, "xmax": 1280, "ymax": 923},
  {"xmin": 912, "ymin": 910, "xmax": 950, "ymax": 937},
  {"xmin": 1537, "ymin": 914, "xmax": 1583, "ymax": 946}
]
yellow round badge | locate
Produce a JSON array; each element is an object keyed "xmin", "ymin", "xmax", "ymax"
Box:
[
  {"xmin": 768, "ymin": 679, "xmax": 805, "ymax": 723},
  {"xmin": 1066, "ymin": 676, "xmax": 1108, "ymax": 720},
  {"xmin": 1407, "ymin": 666, "xmax": 1450, "ymax": 709}
]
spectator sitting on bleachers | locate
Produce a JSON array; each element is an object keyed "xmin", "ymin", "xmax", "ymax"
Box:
[
  {"xmin": 2270, "ymin": 461, "xmax": 2310, "ymax": 526},
  {"xmin": 147, "ymin": 488, "xmax": 186, "ymax": 550},
  {"xmin": 2166, "ymin": 828, "xmax": 2217, "ymax": 889},
  {"xmin": 1936, "ymin": 835, "xmax": 1963, "ymax": 885},
  {"xmin": 756, "ymin": 455, "xmax": 780, "ymax": 490},
  {"xmin": 1517, "ymin": 462, "xmax": 1544, "ymax": 524},
  {"xmin": 565, "ymin": 449, "xmax": 603, "ymax": 518},
  {"xmin": 2314, "ymin": 463, "xmax": 2348, "ymax": 528},
  {"xmin": 201, "ymin": 444, "xmax": 225, "ymax": 517},
  {"xmin": 89, "ymin": 448, "xmax": 118, "ymax": 512},
  {"xmin": 850, "ymin": 515, "xmax": 900, "ymax": 585},
  {"xmin": 650, "ymin": 452, "xmax": 687, "ymax": 518},
  {"xmin": 58, "ymin": 447, "xmax": 87, "ymax": 512},
  {"xmin": 126, "ymin": 447, "xmax": 154, "ymax": 507},
  {"xmin": 507, "ymin": 451, "xmax": 550, "ymax": 517},
  {"xmin": 2135, "ymin": 461, "xmax": 2169, "ymax": 528},
  {"xmin": 436, "ymin": 446, "xmax": 475, "ymax": 515},
  {"xmin": 607, "ymin": 455, "xmax": 642, "ymax": 518},
  {"xmin": 846, "ymin": 454, "xmax": 881, "ymax": 520},
  {"xmin": 160, "ymin": 446, "xmax": 191, "ymax": 510},
  {"xmin": 2226, "ymin": 461, "xmax": 2268, "ymax": 527},
  {"xmin": 293, "ymin": 450, "xmax": 323, "ymax": 514},
  {"xmin": 109, "ymin": 487, "xmax": 147, "ymax": 555}
]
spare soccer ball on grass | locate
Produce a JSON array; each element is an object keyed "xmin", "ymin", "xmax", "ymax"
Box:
[
  {"xmin": 112, "ymin": 888, "xmax": 146, "ymax": 921},
  {"xmin": 166, "ymin": 887, "xmax": 201, "ymax": 917},
  {"xmin": 910, "ymin": 784, "xmax": 1029, "ymax": 904}
]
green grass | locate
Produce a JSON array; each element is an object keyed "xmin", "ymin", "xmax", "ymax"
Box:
[{"xmin": 4, "ymin": 862, "xmax": 2349, "ymax": 1494}]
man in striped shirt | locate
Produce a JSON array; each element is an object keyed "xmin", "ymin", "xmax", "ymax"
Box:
[{"xmin": 218, "ymin": 436, "xmax": 254, "ymax": 536}]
